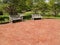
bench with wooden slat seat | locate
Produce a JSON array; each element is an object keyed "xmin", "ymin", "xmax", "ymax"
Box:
[
  {"xmin": 32, "ymin": 14, "xmax": 42, "ymax": 20},
  {"xmin": 9, "ymin": 14, "xmax": 23, "ymax": 23}
]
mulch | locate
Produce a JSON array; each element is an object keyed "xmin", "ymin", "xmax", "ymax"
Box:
[{"xmin": 0, "ymin": 19, "xmax": 60, "ymax": 45}]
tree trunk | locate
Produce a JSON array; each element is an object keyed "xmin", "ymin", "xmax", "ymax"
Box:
[{"xmin": 54, "ymin": 11, "xmax": 58, "ymax": 17}]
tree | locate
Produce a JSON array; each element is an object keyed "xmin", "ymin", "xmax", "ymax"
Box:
[
  {"xmin": 51, "ymin": 3, "xmax": 60, "ymax": 16},
  {"xmin": 49, "ymin": 0, "xmax": 60, "ymax": 16},
  {"xmin": 37, "ymin": 0, "xmax": 49, "ymax": 15},
  {"xmin": 25, "ymin": 0, "xmax": 33, "ymax": 11}
]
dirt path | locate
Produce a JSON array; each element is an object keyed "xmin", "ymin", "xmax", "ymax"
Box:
[{"xmin": 0, "ymin": 19, "xmax": 60, "ymax": 45}]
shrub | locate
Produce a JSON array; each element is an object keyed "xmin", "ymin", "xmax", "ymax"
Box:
[
  {"xmin": 0, "ymin": 15, "xmax": 9, "ymax": 23},
  {"xmin": 0, "ymin": 11, "xmax": 3, "ymax": 15},
  {"xmin": 23, "ymin": 12, "xmax": 33, "ymax": 20}
]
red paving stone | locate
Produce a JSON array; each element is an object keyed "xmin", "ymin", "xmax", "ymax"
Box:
[{"xmin": 0, "ymin": 19, "xmax": 60, "ymax": 45}]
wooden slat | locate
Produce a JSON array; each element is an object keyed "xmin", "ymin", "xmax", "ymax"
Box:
[
  {"xmin": 32, "ymin": 14, "xmax": 42, "ymax": 20},
  {"xmin": 9, "ymin": 14, "xmax": 23, "ymax": 22}
]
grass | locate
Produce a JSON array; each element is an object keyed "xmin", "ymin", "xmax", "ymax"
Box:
[{"xmin": 43, "ymin": 15, "xmax": 60, "ymax": 19}]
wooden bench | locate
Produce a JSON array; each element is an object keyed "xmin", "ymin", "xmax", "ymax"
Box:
[
  {"xmin": 9, "ymin": 14, "xmax": 23, "ymax": 23},
  {"xmin": 32, "ymin": 14, "xmax": 42, "ymax": 20}
]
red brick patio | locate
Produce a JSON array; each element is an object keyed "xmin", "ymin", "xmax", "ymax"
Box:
[{"xmin": 0, "ymin": 19, "xmax": 60, "ymax": 45}]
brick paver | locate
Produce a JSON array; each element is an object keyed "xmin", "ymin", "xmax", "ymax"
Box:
[{"xmin": 0, "ymin": 19, "xmax": 60, "ymax": 45}]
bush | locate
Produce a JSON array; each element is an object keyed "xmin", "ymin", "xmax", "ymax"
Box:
[
  {"xmin": 0, "ymin": 15, "xmax": 9, "ymax": 23},
  {"xmin": 0, "ymin": 11, "xmax": 3, "ymax": 15},
  {"xmin": 23, "ymin": 12, "xmax": 33, "ymax": 20},
  {"xmin": 23, "ymin": 15, "xmax": 32, "ymax": 20},
  {"xmin": 24, "ymin": 12, "xmax": 33, "ymax": 16}
]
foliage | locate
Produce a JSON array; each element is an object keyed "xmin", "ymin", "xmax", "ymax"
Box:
[
  {"xmin": 1, "ymin": 0, "xmax": 60, "ymax": 17},
  {"xmin": 0, "ymin": 15, "xmax": 9, "ymax": 23},
  {"xmin": 23, "ymin": 12, "xmax": 32, "ymax": 20},
  {"xmin": 49, "ymin": 0, "xmax": 60, "ymax": 16}
]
